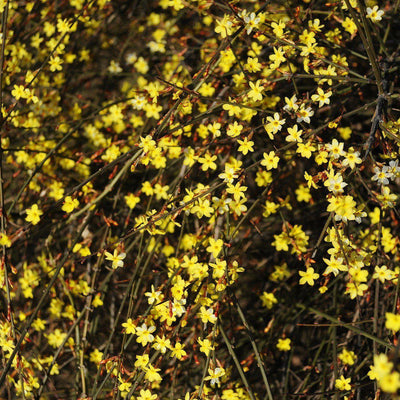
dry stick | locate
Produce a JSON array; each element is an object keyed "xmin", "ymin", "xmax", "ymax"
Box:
[
  {"xmin": 90, "ymin": 231, "xmax": 155, "ymax": 398},
  {"xmin": 0, "ymin": 0, "xmax": 8, "ymax": 109},
  {"xmin": 219, "ymin": 321, "xmax": 256, "ymax": 400},
  {"xmin": 114, "ymin": 236, "xmax": 165, "ymax": 400},
  {"xmin": 76, "ymin": 191, "xmax": 121, "ymax": 396},
  {"xmin": 197, "ymin": 323, "xmax": 218, "ymax": 400},
  {"xmin": 78, "ymin": 228, "xmax": 109, "ymax": 396},
  {"xmin": 229, "ymin": 184, "xmax": 272, "ymax": 242},
  {"xmin": 90, "ymin": 275, "xmax": 142, "ymax": 397},
  {"xmin": 296, "ymin": 304, "xmax": 394, "ymax": 350},
  {"xmin": 296, "ymin": 339, "xmax": 329, "ymax": 394},
  {"xmin": 373, "ymin": 278, "xmax": 380, "ymax": 358},
  {"xmin": 382, "ymin": 0, "xmax": 400, "ymax": 46},
  {"xmin": 66, "ymin": 152, "xmax": 142, "ymax": 223},
  {"xmin": 288, "ymin": 73, "xmax": 368, "ymax": 84},
  {"xmin": 311, "ymin": 213, "xmax": 333, "ymax": 259},
  {"xmin": 37, "ymin": 304, "xmax": 88, "ymax": 398},
  {"xmin": 282, "ymin": 347, "xmax": 293, "ymax": 400},
  {"xmin": 344, "ymin": 1, "xmax": 388, "ymax": 157},
  {"xmin": 392, "ymin": 260, "xmax": 400, "ymax": 316},
  {"xmin": 356, "ymin": 0, "xmax": 387, "ymax": 65},
  {"xmin": 363, "ymin": 94, "xmax": 388, "ymax": 159},
  {"xmin": 0, "ymin": 214, "xmax": 91, "ymax": 388},
  {"xmin": 379, "ymin": 121, "xmax": 400, "ymax": 145},
  {"xmin": 229, "ymin": 291, "xmax": 273, "ymax": 400},
  {"xmin": 92, "ymin": 368, "xmax": 114, "ymax": 400},
  {"xmin": 344, "ymin": 0, "xmax": 383, "ymax": 95}
]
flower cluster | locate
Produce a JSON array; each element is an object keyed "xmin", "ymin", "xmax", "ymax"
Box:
[{"xmin": 0, "ymin": 0, "xmax": 399, "ymax": 399}]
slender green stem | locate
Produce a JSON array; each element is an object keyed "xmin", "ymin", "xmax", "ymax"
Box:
[
  {"xmin": 297, "ymin": 304, "xmax": 394, "ymax": 349},
  {"xmin": 219, "ymin": 321, "xmax": 256, "ymax": 400}
]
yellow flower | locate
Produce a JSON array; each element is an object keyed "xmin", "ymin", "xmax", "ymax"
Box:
[
  {"xmin": 62, "ymin": 196, "xmax": 79, "ymax": 213},
  {"xmin": 335, "ymin": 375, "xmax": 351, "ymax": 391},
  {"xmin": 323, "ymin": 255, "xmax": 347, "ymax": 277},
  {"xmin": 144, "ymin": 363, "xmax": 162, "ymax": 382},
  {"xmin": 327, "ymin": 195, "xmax": 356, "ymax": 223},
  {"xmin": 269, "ymin": 46, "xmax": 286, "ymax": 69},
  {"xmin": 366, "ymin": 6, "xmax": 384, "ymax": 22},
  {"xmin": 295, "ymin": 185, "xmax": 312, "ymax": 203},
  {"xmin": 338, "ymin": 349, "xmax": 356, "ymax": 365},
  {"xmin": 198, "ymin": 152, "xmax": 217, "ymax": 171},
  {"xmin": 0, "ymin": 233, "xmax": 11, "ymax": 247},
  {"xmin": 264, "ymin": 113, "xmax": 285, "ymax": 139},
  {"xmin": 104, "ymin": 249, "xmax": 126, "ymax": 269},
  {"xmin": 122, "ymin": 318, "xmax": 136, "ymax": 334},
  {"xmin": 25, "ymin": 204, "xmax": 43, "ymax": 225},
  {"xmin": 226, "ymin": 182, "xmax": 247, "ymax": 202},
  {"xmin": 296, "ymin": 141, "xmax": 316, "ymax": 158},
  {"xmin": 247, "ymin": 80, "xmax": 264, "ymax": 102},
  {"xmin": 137, "ymin": 389, "xmax": 157, "ymax": 400},
  {"xmin": 380, "ymin": 372, "xmax": 400, "ymax": 394},
  {"xmin": 342, "ymin": 148, "xmax": 362, "ymax": 169},
  {"xmin": 371, "ymin": 354, "xmax": 393, "ymax": 381},
  {"xmin": 191, "ymin": 198, "xmax": 214, "ymax": 219},
  {"xmin": 341, "ymin": 17, "xmax": 357, "ymax": 36},
  {"xmin": 198, "ymin": 338, "xmax": 215, "ymax": 356},
  {"xmin": 299, "ymin": 267, "xmax": 319, "ymax": 286},
  {"xmin": 237, "ymin": 138, "xmax": 254, "ymax": 155},
  {"xmin": 373, "ymin": 265, "xmax": 394, "ymax": 283},
  {"xmin": 171, "ymin": 341, "xmax": 186, "ymax": 360},
  {"xmin": 311, "ymin": 87, "xmax": 332, "ymax": 108},
  {"xmin": 197, "ymin": 306, "xmax": 217, "ymax": 324},
  {"xmin": 145, "ymin": 285, "xmax": 164, "ymax": 305},
  {"xmin": 226, "ymin": 121, "xmax": 243, "ymax": 137},
  {"xmin": 385, "ymin": 312, "xmax": 400, "ymax": 333},
  {"xmin": 260, "ymin": 291, "xmax": 277, "ymax": 309},
  {"xmin": 152, "ymin": 335, "xmax": 171, "ymax": 354},
  {"xmin": 276, "ymin": 338, "xmax": 291, "ymax": 351},
  {"xmin": 286, "ymin": 124, "xmax": 303, "ymax": 142},
  {"xmin": 89, "ymin": 348, "xmax": 103, "ymax": 364},
  {"xmin": 215, "ymin": 14, "xmax": 233, "ymax": 38},
  {"xmin": 205, "ymin": 366, "xmax": 225, "ymax": 386},
  {"xmin": 271, "ymin": 20, "xmax": 286, "ymax": 38},
  {"xmin": 135, "ymin": 323, "xmax": 156, "ymax": 346},
  {"xmin": 304, "ymin": 171, "xmax": 318, "ymax": 189},
  {"xmin": 134, "ymin": 354, "xmax": 149, "ymax": 369},
  {"xmin": 260, "ymin": 151, "xmax": 279, "ymax": 170},
  {"xmin": 92, "ymin": 294, "xmax": 103, "ymax": 308},
  {"xmin": 49, "ymin": 55, "xmax": 63, "ymax": 72},
  {"xmin": 32, "ymin": 318, "xmax": 46, "ymax": 331},
  {"xmin": 118, "ymin": 378, "xmax": 132, "ymax": 393},
  {"xmin": 45, "ymin": 328, "xmax": 67, "ymax": 348},
  {"xmin": 206, "ymin": 238, "xmax": 224, "ymax": 258},
  {"xmin": 11, "ymin": 84, "xmax": 28, "ymax": 100},
  {"xmin": 345, "ymin": 282, "xmax": 368, "ymax": 299}
]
